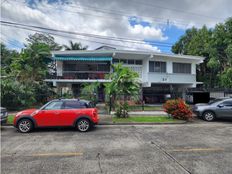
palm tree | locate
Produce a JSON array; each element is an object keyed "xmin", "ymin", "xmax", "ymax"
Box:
[
  {"xmin": 105, "ymin": 63, "xmax": 140, "ymax": 118},
  {"xmin": 63, "ymin": 41, "xmax": 88, "ymax": 50}
]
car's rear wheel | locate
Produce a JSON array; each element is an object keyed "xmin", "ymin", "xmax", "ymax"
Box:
[
  {"xmin": 203, "ymin": 111, "xmax": 216, "ymax": 121},
  {"xmin": 17, "ymin": 119, "xmax": 33, "ymax": 133},
  {"xmin": 76, "ymin": 118, "xmax": 91, "ymax": 132}
]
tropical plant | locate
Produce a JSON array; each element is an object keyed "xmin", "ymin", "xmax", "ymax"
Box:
[
  {"xmin": 105, "ymin": 63, "xmax": 140, "ymax": 117},
  {"xmin": 63, "ymin": 41, "xmax": 88, "ymax": 50},
  {"xmin": 80, "ymin": 82, "xmax": 100, "ymax": 104},
  {"xmin": 163, "ymin": 99, "xmax": 193, "ymax": 120},
  {"xmin": 1, "ymin": 78, "xmax": 36, "ymax": 109},
  {"xmin": 1, "ymin": 43, "xmax": 20, "ymax": 73}
]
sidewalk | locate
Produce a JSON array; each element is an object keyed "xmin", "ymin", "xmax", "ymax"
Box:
[{"xmin": 110, "ymin": 111, "xmax": 168, "ymax": 116}]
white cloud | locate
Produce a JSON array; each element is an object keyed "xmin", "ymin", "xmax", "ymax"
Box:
[
  {"xmin": 1, "ymin": 0, "xmax": 231, "ymax": 52},
  {"xmin": 1, "ymin": 0, "xmax": 164, "ymax": 52},
  {"xmin": 129, "ymin": 24, "xmax": 167, "ymax": 40}
]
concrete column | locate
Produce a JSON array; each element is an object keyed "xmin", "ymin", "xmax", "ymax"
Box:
[
  {"xmin": 167, "ymin": 61, "xmax": 172, "ymax": 73},
  {"xmin": 56, "ymin": 61, "xmax": 63, "ymax": 76},
  {"xmin": 191, "ymin": 63, "xmax": 196, "ymax": 74}
]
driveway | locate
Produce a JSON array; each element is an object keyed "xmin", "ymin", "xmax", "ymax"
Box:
[{"xmin": 1, "ymin": 122, "xmax": 232, "ymax": 174}]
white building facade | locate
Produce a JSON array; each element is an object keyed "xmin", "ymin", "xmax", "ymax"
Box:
[{"xmin": 45, "ymin": 48, "xmax": 204, "ymax": 103}]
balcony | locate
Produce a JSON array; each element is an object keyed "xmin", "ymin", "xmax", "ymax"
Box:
[{"xmin": 45, "ymin": 71, "xmax": 111, "ymax": 83}]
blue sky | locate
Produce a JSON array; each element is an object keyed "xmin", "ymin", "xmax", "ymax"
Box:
[{"xmin": 128, "ymin": 17, "xmax": 185, "ymax": 53}]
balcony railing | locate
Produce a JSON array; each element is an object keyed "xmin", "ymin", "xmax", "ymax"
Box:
[{"xmin": 47, "ymin": 71, "xmax": 110, "ymax": 80}]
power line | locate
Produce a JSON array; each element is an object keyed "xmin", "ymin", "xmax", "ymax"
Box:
[
  {"xmin": 0, "ymin": 20, "xmax": 174, "ymax": 47},
  {"xmin": 1, "ymin": 36, "xmax": 22, "ymax": 49},
  {"xmin": 129, "ymin": 0, "xmax": 225, "ymax": 20},
  {"xmin": 1, "ymin": 23, "xmax": 170, "ymax": 52},
  {"xmin": 66, "ymin": 2, "xmax": 190, "ymax": 26},
  {"xmin": 8, "ymin": 0, "xmax": 192, "ymax": 27}
]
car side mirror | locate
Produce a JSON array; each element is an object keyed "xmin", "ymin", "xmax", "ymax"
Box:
[{"xmin": 217, "ymin": 104, "xmax": 224, "ymax": 108}]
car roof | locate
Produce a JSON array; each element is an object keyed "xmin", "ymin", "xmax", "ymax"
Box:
[{"xmin": 52, "ymin": 99, "xmax": 91, "ymax": 103}]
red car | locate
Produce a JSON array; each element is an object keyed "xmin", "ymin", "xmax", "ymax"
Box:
[{"xmin": 13, "ymin": 99, "xmax": 99, "ymax": 133}]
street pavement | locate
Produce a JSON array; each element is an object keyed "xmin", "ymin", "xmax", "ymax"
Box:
[{"xmin": 1, "ymin": 122, "xmax": 232, "ymax": 174}]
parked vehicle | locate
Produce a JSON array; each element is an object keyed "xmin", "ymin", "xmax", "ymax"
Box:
[
  {"xmin": 13, "ymin": 99, "xmax": 99, "ymax": 133},
  {"xmin": 0, "ymin": 107, "xmax": 8, "ymax": 124},
  {"xmin": 192, "ymin": 97, "xmax": 232, "ymax": 121}
]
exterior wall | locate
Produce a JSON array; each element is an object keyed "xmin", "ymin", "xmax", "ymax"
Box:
[
  {"xmin": 144, "ymin": 55, "xmax": 198, "ymax": 87},
  {"xmin": 48, "ymin": 52, "xmax": 201, "ymax": 89},
  {"xmin": 147, "ymin": 73, "xmax": 196, "ymax": 84}
]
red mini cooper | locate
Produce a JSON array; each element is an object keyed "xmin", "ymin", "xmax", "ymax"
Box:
[{"xmin": 13, "ymin": 99, "xmax": 99, "ymax": 133}]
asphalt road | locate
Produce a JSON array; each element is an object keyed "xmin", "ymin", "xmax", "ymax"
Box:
[{"xmin": 1, "ymin": 122, "xmax": 232, "ymax": 174}]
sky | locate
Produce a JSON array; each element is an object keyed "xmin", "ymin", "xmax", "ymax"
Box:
[{"xmin": 1, "ymin": 0, "xmax": 232, "ymax": 53}]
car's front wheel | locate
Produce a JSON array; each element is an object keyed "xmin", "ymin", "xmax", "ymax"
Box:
[
  {"xmin": 76, "ymin": 118, "xmax": 91, "ymax": 132},
  {"xmin": 203, "ymin": 111, "xmax": 216, "ymax": 121},
  {"xmin": 17, "ymin": 119, "xmax": 33, "ymax": 133}
]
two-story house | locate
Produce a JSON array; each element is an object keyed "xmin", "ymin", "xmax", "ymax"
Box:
[{"xmin": 45, "ymin": 46, "xmax": 204, "ymax": 103}]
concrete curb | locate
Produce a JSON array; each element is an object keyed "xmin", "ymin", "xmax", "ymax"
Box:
[
  {"xmin": 98, "ymin": 121, "xmax": 187, "ymax": 125},
  {"xmin": 1, "ymin": 124, "xmax": 14, "ymax": 127}
]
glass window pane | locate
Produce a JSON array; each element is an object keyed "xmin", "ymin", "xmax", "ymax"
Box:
[
  {"xmin": 128, "ymin": 59, "xmax": 135, "ymax": 64},
  {"xmin": 135, "ymin": 60, "xmax": 142, "ymax": 65},
  {"xmin": 64, "ymin": 101, "xmax": 87, "ymax": 109},
  {"xmin": 173, "ymin": 63, "xmax": 191, "ymax": 74},
  {"xmin": 120, "ymin": 59, "xmax": 127, "ymax": 64},
  {"xmin": 161, "ymin": 62, "xmax": 166, "ymax": 72},
  {"xmin": 44, "ymin": 101, "xmax": 63, "ymax": 110},
  {"xmin": 222, "ymin": 100, "xmax": 232, "ymax": 106},
  {"xmin": 149, "ymin": 61, "xmax": 154, "ymax": 72}
]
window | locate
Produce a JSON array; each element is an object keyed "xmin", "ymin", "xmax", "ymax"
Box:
[
  {"xmin": 64, "ymin": 101, "xmax": 87, "ymax": 109},
  {"xmin": 120, "ymin": 59, "xmax": 127, "ymax": 64},
  {"xmin": 149, "ymin": 61, "xmax": 154, "ymax": 72},
  {"xmin": 98, "ymin": 64, "xmax": 110, "ymax": 71},
  {"xmin": 173, "ymin": 63, "xmax": 191, "ymax": 74},
  {"xmin": 149, "ymin": 61, "xmax": 166, "ymax": 73},
  {"xmin": 135, "ymin": 60, "xmax": 142, "ymax": 65},
  {"xmin": 44, "ymin": 101, "xmax": 63, "ymax": 110},
  {"xmin": 128, "ymin": 59, "xmax": 135, "ymax": 64},
  {"xmin": 113, "ymin": 59, "xmax": 142, "ymax": 65},
  {"xmin": 221, "ymin": 100, "xmax": 232, "ymax": 107},
  {"xmin": 113, "ymin": 59, "xmax": 119, "ymax": 63},
  {"xmin": 63, "ymin": 64, "xmax": 76, "ymax": 71}
]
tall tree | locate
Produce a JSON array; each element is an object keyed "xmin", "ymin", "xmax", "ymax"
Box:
[
  {"xmin": 11, "ymin": 42, "xmax": 51, "ymax": 82},
  {"xmin": 172, "ymin": 18, "xmax": 232, "ymax": 88},
  {"xmin": 1, "ymin": 43, "xmax": 19, "ymax": 73},
  {"xmin": 26, "ymin": 33, "xmax": 62, "ymax": 51},
  {"xmin": 63, "ymin": 41, "xmax": 88, "ymax": 50}
]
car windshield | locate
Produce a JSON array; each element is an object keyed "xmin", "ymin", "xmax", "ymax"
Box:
[{"xmin": 208, "ymin": 98, "xmax": 223, "ymax": 105}]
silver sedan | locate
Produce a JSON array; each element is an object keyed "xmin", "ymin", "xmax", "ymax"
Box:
[{"xmin": 192, "ymin": 98, "xmax": 232, "ymax": 121}]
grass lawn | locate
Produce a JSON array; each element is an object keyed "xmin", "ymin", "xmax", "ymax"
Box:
[
  {"xmin": 113, "ymin": 116, "xmax": 178, "ymax": 123},
  {"xmin": 7, "ymin": 115, "xmax": 15, "ymax": 124},
  {"xmin": 128, "ymin": 105, "xmax": 163, "ymax": 111}
]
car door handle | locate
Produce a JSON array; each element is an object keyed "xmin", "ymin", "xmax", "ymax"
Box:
[{"xmin": 54, "ymin": 112, "xmax": 60, "ymax": 115}]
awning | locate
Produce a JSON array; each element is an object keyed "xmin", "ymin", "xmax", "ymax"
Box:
[{"xmin": 53, "ymin": 56, "xmax": 112, "ymax": 61}]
